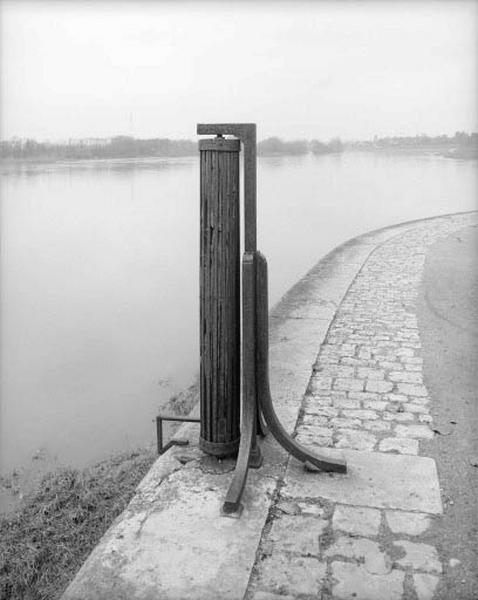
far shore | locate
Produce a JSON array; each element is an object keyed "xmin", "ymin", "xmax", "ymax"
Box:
[
  {"xmin": 355, "ymin": 145, "xmax": 478, "ymax": 160},
  {"xmin": 1, "ymin": 146, "xmax": 476, "ymax": 170},
  {"xmin": 0, "ymin": 154, "xmax": 197, "ymax": 166}
]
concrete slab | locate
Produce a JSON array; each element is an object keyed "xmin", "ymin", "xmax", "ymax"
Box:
[
  {"xmin": 63, "ymin": 456, "xmax": 275, "ymax": 600},
  {"xmin": 268, "ymin": 317, "xmax": 331, "ymax": 430},
  {"xmin": 283, "ymin": 448, "xmax": 443, "ymax": 514}
]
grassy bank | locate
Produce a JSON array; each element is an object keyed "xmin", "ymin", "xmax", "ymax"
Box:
[
  {"xmin": 0, "ymin": 447, "xmax": 157, "ymax": 600},
  {"xmin": 0, "ymin": 383, "xmax": 199, "ymax": 600}
]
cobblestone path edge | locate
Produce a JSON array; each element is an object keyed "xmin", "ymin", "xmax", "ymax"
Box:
[
  {"xmin": 62, "ymin": 211, "xmax": 477, "ymax": 600},
  {"xmin": 245, "ymin": 210, "xmax": 477, "ymax": 600}
]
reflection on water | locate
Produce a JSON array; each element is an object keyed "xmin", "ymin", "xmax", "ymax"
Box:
[
  {"xmin": 0, "ymin": 152, "xmax": 476, "ymax": 509},
  {"xmin": 1, "ymin": 156, "xmax": 195, "ymax": 178}
]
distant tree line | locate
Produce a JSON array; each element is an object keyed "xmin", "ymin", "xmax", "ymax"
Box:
[
  {"xmin": 349, "ymin": 132, "xmax": 478, "ymax": 159},
  {"xmin": 0, "ymin": 134, "xmax": 346, "ymax": 160},
  {"xmin": 2, "ymin": 132, "xmax": 475, "ymax": 161},
  {"xmin": 354, "ymin": 131, "xmax": 478, "ymax": 150},
  {"xmin": 257, "ymin": 136, "xmax": 344, "ymax": 156},
  {"xmin": 310, "ymin": 138, "xmax": 344, "ymax": 155},
  {"xmin": 0, "ymin": 136, "xmax": 198, "ymax": 160},
  {"xmin": 257, "ymin": 137, "xmax": 309, "ymax": 156}
]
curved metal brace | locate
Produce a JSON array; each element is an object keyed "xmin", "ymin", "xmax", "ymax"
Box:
[
  {"xmin": 222, "ymin": 253, "xmax": 261, "ymax": 515},
  {"xmin": 255, "ymin": 251, "xmax": 347, "ymax": 474},
  {"xmin": 223, "ymin": 251, "xmax": 345, "ymax": 515}
]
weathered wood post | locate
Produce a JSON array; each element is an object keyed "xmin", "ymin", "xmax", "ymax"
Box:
[
  {"xmin": 197, "ymin": 123, "xmax": 346, "ymax": 516},
  {"xmin": 199, "ymin": 136, "xmax": 241, "ymax": 457}
]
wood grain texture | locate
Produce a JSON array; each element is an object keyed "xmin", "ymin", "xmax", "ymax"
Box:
[{"xmin": 199, "ymin": 138, "xmax": 241, "ymax": 456}]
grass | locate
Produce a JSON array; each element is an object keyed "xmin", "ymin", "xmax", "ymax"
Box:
[
  {"xmin": 0, "ymin": 447, "xmax": 156, "ymax": 600},
  {"xmin": 0, "ymin": 383, "xmax": 199, "ymax": 600}
]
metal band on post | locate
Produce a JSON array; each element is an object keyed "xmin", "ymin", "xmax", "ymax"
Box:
[{"xmin": 199, "ymin": 136, "xmax": 241, "ymax": 457}]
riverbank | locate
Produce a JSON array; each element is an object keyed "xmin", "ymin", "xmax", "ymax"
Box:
[
  {"xmin": 352, "ymin": 146, "xmax": 478, "ymax": 160},
  {"xmin": 2, "ymin": 213, "xmax": 475, "ymax": 600},
  {"xmin": 60, "ymin": 211, "xmax": 477, "ymax": 600},
  {"xmin": 0, "ymin": 447, "xmax": 156, "ymax": 600},
  {"xmin": 2, "ymin": 145, "xmax": 477, "ymax": 169},
  {"xmin": 0, "ymin": 383, "xmax": 198, "ymax": 599}
]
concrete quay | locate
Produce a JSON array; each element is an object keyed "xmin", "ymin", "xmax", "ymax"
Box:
[{"xmin": 62, "ymin": 211, "xmax": 477, "ymax": 600}]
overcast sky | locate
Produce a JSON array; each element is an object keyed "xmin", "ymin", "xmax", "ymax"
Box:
[{"xmin": 1, "ymin": 1, "xmax": 477, "ymax": 141}]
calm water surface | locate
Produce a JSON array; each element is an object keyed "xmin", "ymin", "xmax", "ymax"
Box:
[{"xmin": 0, "ymin": 152, "xmax": 476, "ymax": 502}]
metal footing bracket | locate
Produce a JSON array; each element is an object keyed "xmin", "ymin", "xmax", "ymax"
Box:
[
  {"xmin": 221, "ymin": 251, "xmax": 347, "ymax": 517},
  {"xmin": 197, "ymin": 123, "xmax": 347, "ymax": 518}
]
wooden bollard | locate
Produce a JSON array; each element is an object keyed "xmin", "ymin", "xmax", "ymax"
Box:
[{"xmin": 199, "ymin": 137, "xmax": 241, "ymax": 457}]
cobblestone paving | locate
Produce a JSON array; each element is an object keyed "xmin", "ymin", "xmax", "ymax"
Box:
[{"xmin": 247, "ymin": 214, "xmax": 476, "ymax": 600}]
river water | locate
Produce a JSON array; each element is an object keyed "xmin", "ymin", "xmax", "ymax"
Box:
[{"xmin": 0, "ymin": 152, "xmax": 476, "ymax": 503}]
